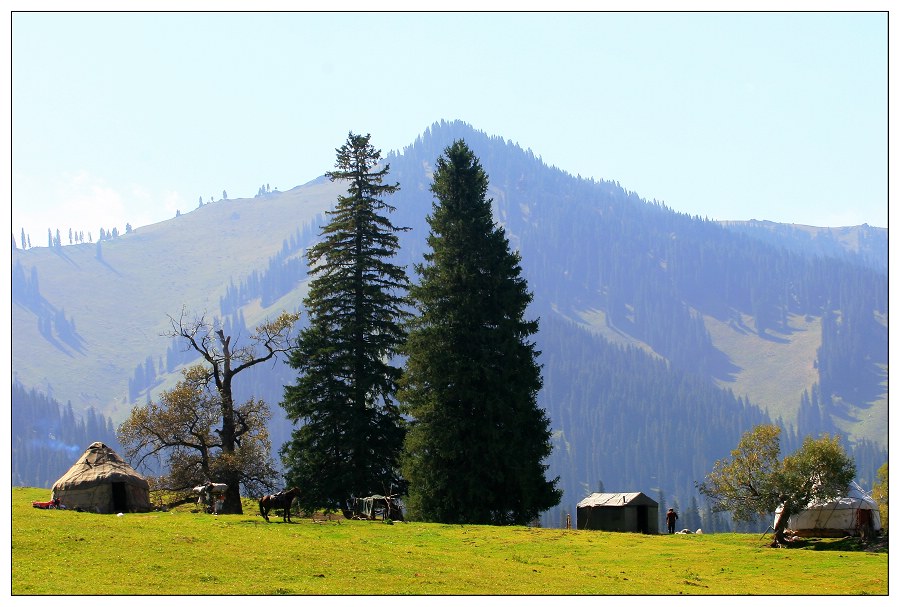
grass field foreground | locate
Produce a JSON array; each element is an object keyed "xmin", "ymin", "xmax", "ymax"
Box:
[{"xmin": 11, "ymin": 488, "xmax": 888, "ymax": 595}]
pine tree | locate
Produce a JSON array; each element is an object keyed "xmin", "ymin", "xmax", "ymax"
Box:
[
  {"xmin": 280, "ymin": 132, "xmax": 410, "ymax": 515},
  {"xmin": 686, "ymin": 494, "xmax": 701, "ymax": 531},
  {"xmin": 399, "ymin": 139, "xmax": 560, "ymax": 525}
]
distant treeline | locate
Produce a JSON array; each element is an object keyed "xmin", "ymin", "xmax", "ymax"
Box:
[
  {"xmin": 12, "ymin": 261, "xmax": 83, "ymax": 354},
  {"xmin": 12, "ymin": 382, "xmax": 120, "ymax": 489},
  {"xmin": 13, "ymin": 225, "xmax": 133, "ymax": 250},
  {"xmin": 219, "ymin": 221, "xmax": 321, "ymax": 315},
  {"xmin": 723, "ymin": 221, "xmax": 887, "ymax": 273}
]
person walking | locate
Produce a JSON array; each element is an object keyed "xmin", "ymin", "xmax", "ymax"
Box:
[{"xmin": 666, "ymin": 508, "xmax": 678, "ymax": 533}]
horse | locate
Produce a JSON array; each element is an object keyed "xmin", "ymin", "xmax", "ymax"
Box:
[{"xmin": 259, "ymin": 487, "xmax": 301, "ymax": 522}]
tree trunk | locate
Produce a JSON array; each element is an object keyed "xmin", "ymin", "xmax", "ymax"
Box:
[
  {"xmin": 771, "ymin": 502, "xmax": 792, "ymax": 546},
  {"xmin": 218, "ymin": 355, "xmax": 243, "ymax": 514},
  {"xmin": 221, "ymin": 468, "xmax": 243, "ymax": 515},
  {"xmin": 218, "ymin": 400, "xmax": 243, "ymax": 515}
]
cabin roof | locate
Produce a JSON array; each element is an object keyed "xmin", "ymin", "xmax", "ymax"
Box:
[{"xmin": 576, "ymin": 492, "xmax": 658, "ymax": 508}]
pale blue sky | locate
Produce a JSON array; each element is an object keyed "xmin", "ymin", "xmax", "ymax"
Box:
[{"xmin": 7, "ymin": 8, "xmax": 890, "ymax": 246}]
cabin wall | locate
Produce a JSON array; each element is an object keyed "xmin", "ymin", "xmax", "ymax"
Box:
[{"xmin": 578, "ymin": 505, "xmax": 658, "ymax": 533}]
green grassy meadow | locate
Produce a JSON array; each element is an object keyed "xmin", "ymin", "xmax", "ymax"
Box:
[{"xmin": 11, "ymin": 488, "xmax": 887, "ymax": 596}]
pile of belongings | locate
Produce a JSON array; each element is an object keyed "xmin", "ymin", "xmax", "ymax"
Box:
[
  {"xmin": 193, "ymin": 482, "xmax": 228, "ymax": 513},
  {"xmin": 32, "ymin": 497, "xmax": 64, "ymax": 510}
]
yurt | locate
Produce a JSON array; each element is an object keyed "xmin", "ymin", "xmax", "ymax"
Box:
[
  {"xmin": 52, "ymin": 442, "xmax": 152, "ymax": 513},
  {"xmin": 776, "ymin": 481, "xmax": 882, "ymax": 538}
]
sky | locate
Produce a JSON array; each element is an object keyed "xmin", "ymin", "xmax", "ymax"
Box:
[{"xmin": 5, "ymin": 4, "xmax": 892, "ymax": 248}]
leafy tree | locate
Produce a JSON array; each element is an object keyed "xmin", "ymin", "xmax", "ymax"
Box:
[
  {"xmin": 698, "ymin": 424, "xmax": 856, "ymax": 546},
  {"xmin": 872, "ymin": 462, "xmax": 887, "ymax": 532},
  {"xmin": 120, "ymin": 308, "xmax": 299, "ymax": 513},
  {"xmin": 118, "ymin": 365, "xmax": 277, "ymax": 501},
  {"xmin": 280, "ymin": 132, "xmax": 410, "ymax": 515},
  {"xmin": 399, "ymin": 139, "xmax": 561, "ymax": 525}
]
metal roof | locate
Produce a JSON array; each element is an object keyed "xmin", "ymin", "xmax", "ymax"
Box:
[{"xmin": 576, "ymin": 492, "xmax": 658, "ymax": 508}]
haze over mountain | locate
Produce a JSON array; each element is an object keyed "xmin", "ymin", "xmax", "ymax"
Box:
[{"xmin": 12, "ymin": 121, "xmax": 887, "ymax": 528}]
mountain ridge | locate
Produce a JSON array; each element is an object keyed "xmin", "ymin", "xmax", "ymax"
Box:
[{"xmin": 12, "ymin": 120, "xmax": 887, "ymax": 527}]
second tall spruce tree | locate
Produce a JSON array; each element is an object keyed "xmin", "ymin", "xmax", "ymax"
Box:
[{"xmin": 399, "ymin": 139, "xmax": 561, "ymax": 525}]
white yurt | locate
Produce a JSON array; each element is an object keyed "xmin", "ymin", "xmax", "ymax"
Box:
[{"xmin": 775, "ymin": 481, "xmax": 882, "ymax": 538}]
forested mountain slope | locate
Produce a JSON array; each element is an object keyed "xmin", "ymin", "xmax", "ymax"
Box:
[
  {"xmin": 721, "ymin": 220, "xmax": 887, "ymax": 273},
  {"xmin": 11, "ymin": 121, "xmax": 887, "ymax": 528},
  {"xmin": 389, "ymin": 121, "xmax": 886, "ymax": 442}
]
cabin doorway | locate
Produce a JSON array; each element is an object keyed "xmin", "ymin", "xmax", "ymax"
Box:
[{"xmin": 637, "ymin": 505, "xmax": 650, "ymax": 533}]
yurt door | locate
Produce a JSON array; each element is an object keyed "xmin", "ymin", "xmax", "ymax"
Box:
[{"xmin": 111, "ymin": 482, "xmax": 128, "ymax": 513}]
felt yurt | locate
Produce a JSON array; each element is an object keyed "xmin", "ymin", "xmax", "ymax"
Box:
[
  {"xmin": 52, "ymin": 442, "xmax": 152, "ymax": 513},
  {"xmin": 775, "ymin": 480, "xmax": 882, "ymax": 538}
]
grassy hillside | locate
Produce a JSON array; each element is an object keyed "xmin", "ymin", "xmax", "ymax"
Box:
[
  {"xmin": 12, "ymin": 180, "xmax": 342, "ymax": 422},
  {"xmin": 705, "ymin": 309, "xmax": 887, "ymax": 446},
  {"xmin": 12, "ymin": 172, "xmax": 888, "ymax": 451},
  {"xmin": 705, "ymin": 312, "xmax": 822, "ymax": 424},
  {"xmin": 571, "ymin": 304, "xmax": 887, "ymax": 447},
  {"xmin": 11, "ymin": 488, "xmax": 887, "ymax": 595}
]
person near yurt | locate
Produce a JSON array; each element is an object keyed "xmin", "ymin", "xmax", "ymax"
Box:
[{"xmin": 52, "ymin": 442, "xmax": 152, "ymax": 514}]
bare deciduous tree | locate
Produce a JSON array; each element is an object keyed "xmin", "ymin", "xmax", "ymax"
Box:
[{"xmin": 119, "ymin": 308, "xmax": 300, "ymax": 514}]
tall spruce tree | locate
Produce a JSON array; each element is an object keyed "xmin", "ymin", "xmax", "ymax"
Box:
[
  {"xmin": 399, "ymin": 139, "xmax": 561, "ymax": 525},
  {"xmin": 280, "ymin": 132, "xmax": 409, "ymax": 515}
]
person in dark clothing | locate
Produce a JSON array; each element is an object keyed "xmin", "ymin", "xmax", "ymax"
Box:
[{"xmin": 666, "ymin": 508, "xmax": 678, "ymax": 533}]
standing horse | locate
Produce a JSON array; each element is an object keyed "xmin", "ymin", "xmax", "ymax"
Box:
[{"xmin": 259, "ymin": 487, "xmax": 301, "ymax": 522}]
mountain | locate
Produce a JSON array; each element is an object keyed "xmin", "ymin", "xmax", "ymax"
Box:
[
  {"xmin": 11, "ymin": 120, "xmax": 887, "ymax": 528},
  {"xmin": 720, "ymin": 220, "xmax": 887, "ymax": 273}
]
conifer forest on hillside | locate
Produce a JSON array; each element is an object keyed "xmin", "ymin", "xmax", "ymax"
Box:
[{"xmin": 11, "ymin": 121, "xmax": 887, "ymax": 530}]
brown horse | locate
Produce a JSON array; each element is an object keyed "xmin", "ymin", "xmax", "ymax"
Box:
[{"xmin": 259, "ymin": 487, "xmax": 301, "ymax": 522}]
